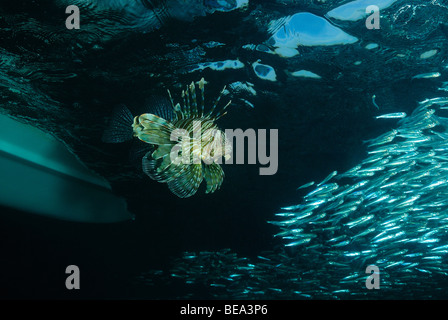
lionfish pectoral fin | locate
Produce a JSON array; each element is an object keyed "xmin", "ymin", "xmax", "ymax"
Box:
[
  {"xmin": 173, "ymin": 103, "xmax": 183, "ymax": 119},
  {"xmin": 158, "ymin": 154, "xmax": 174, "ymax": 172},
  {"xmin": 203, "ymin": 163, "xmax": 224, "ymax": 194},
  {"xmin": 151, "ymin": 144, "xmax": 174, "ymax": 160},
  {"xmin": 137, "ymin": 114, "xmax": 175, "ymax": 145},
  {"xmin": 139, "ymin": 132, "xmax": 174, "ymax": 145},
  {"xmin": 142, "ymin": 151, "xmax": 188, "ymax": 183},
  {"xmin": 167, "ymin": 164, "xmax": 203, "ymax": 198},
  {"xmin": 102, "ymin": 105, "xmax": 134, "ymax": 143},
  {"xmin": 139, "ymin": 113, "xmax": 174, "ymax": 130}
]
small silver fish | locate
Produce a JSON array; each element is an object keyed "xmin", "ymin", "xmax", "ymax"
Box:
[
  {"xmin": 285, "ymin": 238, "xmax": 312, "ymax": 247},
  {"xmin": 297, "ymin": 181, "xmax": 315, "ymax": 190},
  {"xmin": 372, "ymin": 94, "xmax": 380, "ymax": 109},
  {"xmin": 346, "ymin": 214, "xmax": 374, "ymax": 228},
  {"xmin": 317, "ymin": 171, "xmax": 337, "ymax": 187},
  {"xmin": 412, "ymin": 72, "xmax": 441, "ymax": 79},
  {"xmin": 376, "ymin": 112, "xmax": 407, "ymax": 119}
]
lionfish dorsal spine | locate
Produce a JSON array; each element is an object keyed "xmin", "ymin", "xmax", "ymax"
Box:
[
  {"xmin": 167, "ymin": 89, "xmax": 174, "ymax": 107},
  {"xmin": 173, "ymin": 102, "xmax": 183, "ymax": 120},
  {"xmin": 206, "ymin": 85, "xmax": 227, "ymax": 119},
  {"xmin": 189, "ymin": 81, "xmax": 198, "ymax": 118},
  {"xmin": 185, "ymin": 85, "xmax": 193, "ymax": 118},
  {"xmin": 181, "ymin": 89, "xmax": 189, "ymax": 118},
  {"xmin": 167, "ymin": 89, "xmax": 179, "ymax": 121},
  {"xmin": 215, "ymin": 100, "xmax": 232, "ymax": 120},
  {"xmin": 198, "ymin": 78, "xmax": 205, "ymax": 117}
]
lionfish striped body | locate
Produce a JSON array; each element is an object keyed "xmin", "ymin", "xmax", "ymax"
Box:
[{"xmin": 104, "ymin": 78, "xmax": 232, "ymax": 198}]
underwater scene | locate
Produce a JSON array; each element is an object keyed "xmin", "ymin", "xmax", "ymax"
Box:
[{"xmin": 1, "ymin": 0, "xmax": 448, "ymax": 301}]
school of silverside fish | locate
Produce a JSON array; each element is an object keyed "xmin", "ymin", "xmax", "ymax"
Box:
[
  {"xmin": 271, "ymin": 96, "xmax": 448, "ymax": 272},
  {"xmin": 137, "ymin": 96, "xmax": 448, "ymax": 299}
]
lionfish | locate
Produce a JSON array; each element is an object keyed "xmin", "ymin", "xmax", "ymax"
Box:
[{"xmin": 103, "ymin": 78, "xmax": 232, "ymax": 198}]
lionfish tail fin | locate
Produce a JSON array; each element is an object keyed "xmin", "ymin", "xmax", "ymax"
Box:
[
  {"xmin": 102, "ymin": 105, "xmax": 134, "ymax": 143},
  {"xmin": 142, "ymin": 96, "xmax": 175, "ymax": 121}
]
